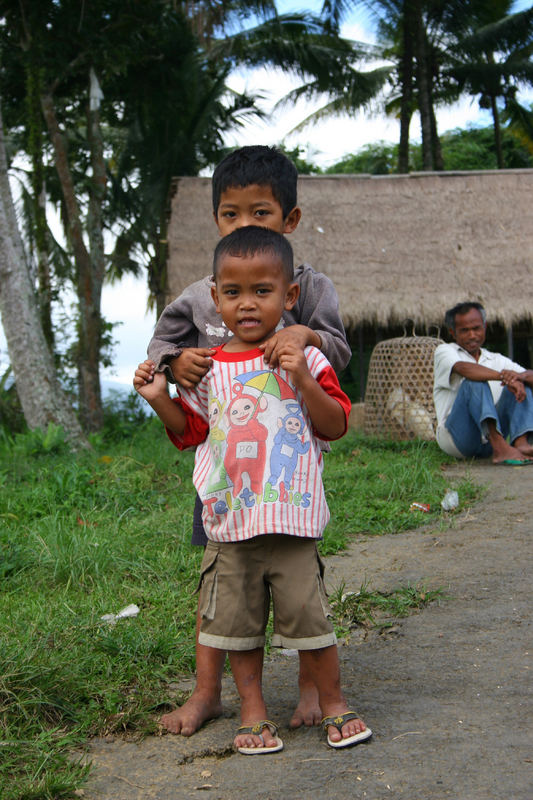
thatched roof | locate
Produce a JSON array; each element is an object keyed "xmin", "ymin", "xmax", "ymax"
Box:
[{"xmin": 166, "ymin": 170, "xmax": 533, "ymax": 329}]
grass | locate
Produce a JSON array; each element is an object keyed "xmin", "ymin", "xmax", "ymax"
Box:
[
  {"xmin": 320, "ymin": 434, "xmax": 479, "ymax": 553},
  {"xmin": 330, "ymin": 582, "xmax": 445, "ymax": 637},
  {"xmin": 0, "ymin": 416, "xmax": 479, "ymax": 799}
]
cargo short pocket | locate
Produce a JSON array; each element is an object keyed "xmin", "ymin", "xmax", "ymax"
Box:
[
  {"xmin": 196, "ymin": 544, "xmax": 219, "ymax": 621},
  {"xmin": 316, "ymin": 550, "xmax": 334, "ymax": 619}
]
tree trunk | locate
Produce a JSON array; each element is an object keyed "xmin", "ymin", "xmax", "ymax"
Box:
[
  {"xmin": 26, "ymin": 57, "xmax": 55, "ymax": 349},
  {"xmin": 414, "ymin": 5, "xmax": 434, "ymax": 171},
  {"xmin": 0, "ymin": 101, "xmax": 87, "ymax": 449},
  {"xmin": 398, "ymin": 0, "xmax": 415, "ymax": 174},
  {"xmin": 40, "ymin": 89, "xmax": 103, "ymax": 431},
  {"xmin": 490, "ymin": 94, "xmax": 504, "ymax": 169},
  {"xmin": 85, "ymin": 70, "xmax": 107, "ymax": 431},
  {"xmin": 150, "ymin": 209, "xmax": 170, "ymax": 320},
  {"xmin": 429, "ymin": 98, "xmax": 443, "ymax": 171}
]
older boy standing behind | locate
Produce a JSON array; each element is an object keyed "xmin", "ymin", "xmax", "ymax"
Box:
[
  {"xmin": 146, "ymin": 146, "xmax": 351, "ymax": 737},
  {"xmin": 136, "ymin": 227, "xmax": 370, "ymax": 752}
]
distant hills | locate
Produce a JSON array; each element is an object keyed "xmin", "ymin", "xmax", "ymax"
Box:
[{"xmin": 102, "ymin": 380, "xmax": 133, "ymax": 398}]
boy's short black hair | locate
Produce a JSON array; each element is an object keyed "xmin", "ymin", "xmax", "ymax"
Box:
[
  {"xmin": 212, "ymin": 146, "xmax": 298, "ymax": 219},
  {"xmin": 445, "ymin": 301, "xmax": 487, "ymax": 331},
  {"xmin": 213, "ymin": 226, "xmax": 294, "ymax": 282}
]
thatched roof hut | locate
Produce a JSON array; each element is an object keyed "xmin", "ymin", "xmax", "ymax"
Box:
[{"xmin": 166, "ymin": 169, "xmax": 533, "ymax": 331}]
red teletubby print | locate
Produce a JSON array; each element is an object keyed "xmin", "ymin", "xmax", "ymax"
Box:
[{"xmin": 224, "ymin": 384, "xmax": 268, "ymax": 496}]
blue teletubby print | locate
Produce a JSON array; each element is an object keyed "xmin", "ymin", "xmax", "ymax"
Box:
[{"xmin": 267, "ymin": 402, "xmax": 310, "ymax": 487}]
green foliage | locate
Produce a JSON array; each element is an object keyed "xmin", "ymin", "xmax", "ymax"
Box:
[
  {"xmin": 0, "ymin": 422, "xmax": 478, "ymax": 798},
  {"xmin": 440, "ymin": 124, "xmax": 533, "ymax": 170},
  {"xmin": 326, "ymin": 141, "xmax": 398, "ymax": 174},
  {"xmin": 11, "ymin": 422, "xmax": 68, "ymax": 456},
  {"xmin": 1, "ymin": 0, "xmax": 369, "ymax": 404},
  {"xmin": 278, "ymin": 145, "xmax": 323, "ymax": 174},
  {"xmin": 326, "ymin": 122, "xmax": 533, "ymax": 174},
  {"xmin": 504, "ymin": 99, "xmax": 533, "ymax": 150},
  {"xmin": 99, "ymin": 389, "xmax": 151, "ymax": 442}
]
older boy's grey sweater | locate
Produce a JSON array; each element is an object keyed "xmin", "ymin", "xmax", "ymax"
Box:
[{"xmin": 148, "ymin": 263, "xmax": 351, "ymax": 379}]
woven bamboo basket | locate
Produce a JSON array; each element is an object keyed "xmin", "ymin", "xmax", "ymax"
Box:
[{"xmin": 364, "ymin": 327, "xmax": 443, "ymax": 440}]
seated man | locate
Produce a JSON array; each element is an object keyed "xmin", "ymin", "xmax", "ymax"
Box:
[{"xmin": 433, "ymin": 301, "xmax": 533, "ymax": 464}]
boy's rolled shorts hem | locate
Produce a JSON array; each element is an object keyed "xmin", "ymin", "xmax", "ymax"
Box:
[
  {"xmin": 197, "ymin": 535, "xmax": 335, "ymax": 650},
  {"xmin": 199, "ymin": 630, "xmax": 337, "ymax": 651}
]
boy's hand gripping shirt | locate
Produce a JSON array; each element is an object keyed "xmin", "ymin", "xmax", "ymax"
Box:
[{"xmin": 166, "ymin": 346, "xmax": 351, "ymax": 543}]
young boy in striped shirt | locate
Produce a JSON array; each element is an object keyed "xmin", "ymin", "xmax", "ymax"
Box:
[
  {"xmin": 134, "ymin": 226, "xmax": 371, "ymax": 754},
  {"xmin": 149, "ymin": 145, "xmax": 350, "ymax": 738}
]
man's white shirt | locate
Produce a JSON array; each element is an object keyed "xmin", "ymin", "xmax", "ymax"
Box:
[{"xmin": 433, "ymin": 342, "xmax": 524, "ymax": 457}]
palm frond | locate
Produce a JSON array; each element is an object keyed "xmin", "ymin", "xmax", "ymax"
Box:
[
  {"xmin": 455, "ymin": 7, "xmax": 533, "ymax": 55},
  {"xmin": 320, "ymin": 0, "xmax": 357, "ymax": 32},
  {"xmin": 211, "ymin": 13, "xmax": 361, "ymax": 82},
  {"xmin": 275, "ymin": 63, "xmax": 391, "ymax": 112},
  {"xmin": 503, "ymin": 97, "xmax": 533, "ymax": 149},
  {"xmin": 278, "ymin": 64, "xmax": 392, "ymax": 135}
]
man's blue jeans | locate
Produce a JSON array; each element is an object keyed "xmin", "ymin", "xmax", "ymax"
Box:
[{"xmin": 445, "ymin": 381, "xmax": 533, "ymax": 458}]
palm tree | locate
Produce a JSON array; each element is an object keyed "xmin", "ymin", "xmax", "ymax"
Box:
[
  {"xmin": 110, "ymin": 5, "xmax": 370, "ymax": 316},
  {"xmin": 291, "ymin": 0, "xmax": 444, "ymax": 171},
  {"xmin": 108, "ymin": 45, "xmax": 262, "ymax": 318},
  {"xmin": 443, "ymin": 3, "xmax": 533, "ymax": 168},
  {"xmin": 267, "ymin": 14, "xmax": 391, "ymax": 151},
  {"xmin": 314, "ymin": 1, "xmax": 533, "ymax": 172},
  {"xmin": 374, "ymin": 0, "xmax": 533, "ymax": 170}
]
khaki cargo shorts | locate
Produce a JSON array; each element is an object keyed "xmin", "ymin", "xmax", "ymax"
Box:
[{"xmin": 197, "ymin": 534, "xmax": 336, "ymax": 651}]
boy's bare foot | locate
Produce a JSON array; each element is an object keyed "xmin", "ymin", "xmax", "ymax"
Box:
[
  {"xmin": 289, "ymin": 684, "xmax": 322, "ymax": 728},
  {"xmin": 160, "ymin": 690, "xmax": 222, "ymax": 736}
]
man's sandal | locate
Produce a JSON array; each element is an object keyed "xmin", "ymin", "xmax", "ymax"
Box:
[
  {"xmin": 322, "ymin": 711, "xmax": 372, "ymax": 749},
  {"xmin": 495, "ymin": 458, "xmax": 533, "ymax": 466},
  {"xmin": 236, "ymin": 720, "xmax": 284, "ymax": 755}
]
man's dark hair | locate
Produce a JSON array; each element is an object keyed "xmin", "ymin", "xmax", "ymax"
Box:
[
  {"xmin": 445, "ymin": 301, "xmax": 487, "ymax": 331},
  {"xmin": 213, "ymin": 226, "xmax": 294, "ymax": 282},
  {"xmin": 212, "ymin": 146, "xmax": 298, "ymax": 218}
]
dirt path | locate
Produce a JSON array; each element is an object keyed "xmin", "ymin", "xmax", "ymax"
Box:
[{"xmin": 82, "ymin": 461, "xmax": 532, "ymax": 800}]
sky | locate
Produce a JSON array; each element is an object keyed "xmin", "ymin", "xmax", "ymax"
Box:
[{"xmin": 2, "ymin": 1, "xmax": 532, "ymax": 390}]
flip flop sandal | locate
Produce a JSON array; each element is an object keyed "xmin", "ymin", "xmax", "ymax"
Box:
[
  {"xmin": 322, "ymin": 712, "xmax": 373, "ymax": 749},
  {"xmin": 236, "ymin": 720, "xmax": 284, "ymax": 755},
  {"xmin": 495, "ymin": 458, "xmax": 533, "ymax": 466}
]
